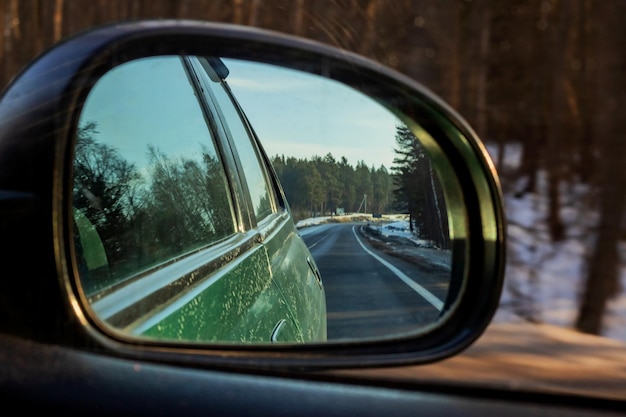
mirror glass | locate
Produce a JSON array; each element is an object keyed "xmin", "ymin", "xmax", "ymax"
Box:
[{"xmin": 71, "ymin": 55, "xmax": 457, "ymax": 345}]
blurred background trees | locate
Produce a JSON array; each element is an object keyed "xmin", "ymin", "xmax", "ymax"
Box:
[{"xmin": 1, "ymin": 0, "xmax": 623, "ymax": 336}]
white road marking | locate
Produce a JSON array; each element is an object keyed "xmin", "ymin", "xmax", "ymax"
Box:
[
  {"xmin": 351, "ymin": 226, "xmax": 444, "ymax": 311},
  {"xmin": 308, "ymin": 234, "xmax": 328, "ymax": 249},
  {"xmin": 304, "ymin": 228, "xmax": 332, "ymax": 249}
]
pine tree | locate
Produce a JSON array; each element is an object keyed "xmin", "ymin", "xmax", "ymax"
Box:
[{"xmin": 392, "ymin": 125, "xmax": 449, "ymax": 249}]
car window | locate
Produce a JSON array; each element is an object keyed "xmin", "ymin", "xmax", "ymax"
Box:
[
  {"xmin": 73, "ymin": 56, "xmax": 236, "ymax": 295},
  {"xmin": 193, "ymin": 57, "xmax": 277, "ymax": 223}
]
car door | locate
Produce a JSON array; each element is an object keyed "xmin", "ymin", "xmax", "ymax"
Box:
[
  {"xmin": 188, "ymin": 56, "xmax": 327, "ymax": 342},
  {"xmin": 72, "ymin": 55, "xmax": 305, "ymax": 344}
]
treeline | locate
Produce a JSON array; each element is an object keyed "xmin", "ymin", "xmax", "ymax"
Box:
[{"xmin": 270, "ymin": 154, "xmax": 393, "ymax": 218}]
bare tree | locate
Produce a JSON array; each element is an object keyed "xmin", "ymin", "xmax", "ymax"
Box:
[{"xmin": 575, "ymin": 1, "xmax": 626, "ymax": 335}]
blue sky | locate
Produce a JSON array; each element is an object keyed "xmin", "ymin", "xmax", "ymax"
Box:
[
  {"xmin": 79, "ymin": 56, "xmax": 403, "ymax": 175},
  {"xmin": 223, "ymin": 58, "xmax": 401, "ymax": 169},
  {"xmin": 80, "ymin": 56, "xmax": 218, "ymax": 174}
]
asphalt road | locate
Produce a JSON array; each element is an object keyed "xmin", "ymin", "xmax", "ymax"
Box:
[{"xmin": 299, "ymin": 222, "xmax": 451, "ymax": 341}]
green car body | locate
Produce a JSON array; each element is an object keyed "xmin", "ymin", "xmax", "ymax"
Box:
[{"xmin": 72, "ymin": 55, "xmax": 326, "ymax": 344}]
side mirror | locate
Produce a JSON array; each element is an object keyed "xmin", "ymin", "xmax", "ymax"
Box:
[{"xmin": 0, "ymin": 20, "xmax": 505, "ymax": 370}]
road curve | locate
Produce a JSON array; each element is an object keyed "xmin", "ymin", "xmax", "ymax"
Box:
[{"xmin": 299, "ymin": 222, "xmax": 450, "ymax": 340}]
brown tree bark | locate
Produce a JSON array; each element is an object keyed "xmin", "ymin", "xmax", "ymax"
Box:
[
  {"xmin": 54, "ymin": 0, "xmax": 64, "ymax": 41},
  {"xmin": 545, "ymin": 0, "xmax": 575, "ymax": 242},
  {"xmin": 292, "ymin": 0, "xmax": 305, "ymax": 35},
  {"xmin": 574, "ymin": 0, "xmax": 596, "ymax": 183},
  {"xmin": 359, "ymin": 0, "xmax": 379, "ymax": 57},
  {"xmin": 575, "ymin": 1, "xmax": 626, "ymax": 335},
  {"xmin": 475, "ymin": 4, "xmax": 491, "ymax": 142},
  {"xmin": 232, "ymin": 0, "xmax": 244, "ymax": 24},
  {"xmin": 515, "ymin": 0, "xmax": 549, "ymax": 197},
  {"xmin": 247, "ymin": 0, "xmax": 260, "ymax": 26}
]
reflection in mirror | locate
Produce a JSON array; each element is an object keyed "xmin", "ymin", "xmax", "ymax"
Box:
[
  {"xmin": 225, "ymin": 59, "xmax": 453, "ymax": 340},
  {"xmin": 72, "ymin": 55, "xmax": 455, "ymax": 346}
]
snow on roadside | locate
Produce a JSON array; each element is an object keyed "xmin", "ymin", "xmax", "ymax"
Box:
[
  {"xmin": 296, "ymin": 214, "xmax": 452, "ymax": 271},
  {"xmin": 373, "ymin": 220, "xmax": 432, "ymax": 248}
]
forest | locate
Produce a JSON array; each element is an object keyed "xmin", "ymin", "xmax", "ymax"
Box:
[
  {"xmin": 270, "ymin": 153, "xmax": 394, "ymax": 218},
  {"xmin": 271, "ymin": 125, "xmax": 449, "ymax": 249},
  {"xmin": 0, "ymin": 0, "xmax": 624, "ymax": 337}
]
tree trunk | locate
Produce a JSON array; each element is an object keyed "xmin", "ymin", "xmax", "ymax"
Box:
[
  {"xmin": 575, "ymin": 0, "xmax": 596, "ymax": 183},
  {"xmin": 232, "ymin": 0, "xmax": 244, "ymax": 24},
  {"xmin": 475, "ymin": 5, "xmax": 490, "ymax": 141},
  {"xmin": 576, "ymin": 180, "xmax": 625, "ymax": 334},
  {"xmin": 575, "ymin": 1, "xmax": 626, "ymax": 335},
  {"xmin": 292, "ymin": 0, "xmax": 305, "ymax": 35}
]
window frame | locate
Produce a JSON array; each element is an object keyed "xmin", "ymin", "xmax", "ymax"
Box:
[
  {"xmin": 189, "ymin": 56, "xmax": 284, "ymax": 232},
  {"xmin": 71, "ymin": 55, "xmax": 280, "ymax": 339}
]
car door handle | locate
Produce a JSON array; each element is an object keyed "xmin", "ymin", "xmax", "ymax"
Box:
[
  {"xmin": 271, "ymin": 319, "xmax": 287, "ymax": 343},
  {"xmin": 306, "ymin": 256, "xmax": 323, "ymax": 288}
]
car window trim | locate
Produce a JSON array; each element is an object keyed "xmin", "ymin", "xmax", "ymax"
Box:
[
  {"xmin": 255, "ymin": 210, "xmax": 291, "ymax": 242},
  {"xmin": 224, "ymin": 78, "xmax": 285, "ymax": 212},
  {"xmin": 241, "ymin": 109, "xmax": 288, "ymax": 212},
  {"xmin": 180, "ymin": 55, "xmax": 249, "ymax": 233},
  {"xmin": 190, "ymin": 56, "xmax": 280, "ymax": 227}
]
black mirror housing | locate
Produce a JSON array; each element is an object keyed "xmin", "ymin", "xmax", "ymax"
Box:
[{"xmin": 0, "ymin": 20, "xmax": 505, "ymax": 370}]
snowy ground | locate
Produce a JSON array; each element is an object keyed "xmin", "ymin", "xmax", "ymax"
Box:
[
  {"xmin": 491, "ymin": 142, "xmax": 626, "ymax": 342},
  {"xmin": 296, "ymin": 142, "xmax": 626, "ymax": 343}
]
